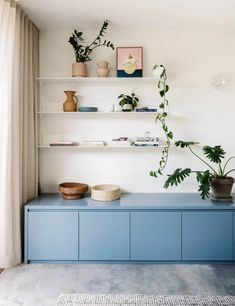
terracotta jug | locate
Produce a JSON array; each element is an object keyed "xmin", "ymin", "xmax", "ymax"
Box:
[
  {"xmin": 96, "ymin": 61, "xmax": 110, "ymax": 77},
  {"xmin": 63, "ymin": 91, "xmax": 78, "ymax": 112}
]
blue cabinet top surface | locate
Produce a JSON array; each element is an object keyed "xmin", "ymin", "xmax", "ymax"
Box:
[{"xmin": 25, "ymin": 193, "xmax": 235, "ymax": 210}]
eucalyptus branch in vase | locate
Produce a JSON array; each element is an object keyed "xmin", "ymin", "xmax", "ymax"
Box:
[{"xmin": 150, "ymin": 65, "xmax": 173, "ymax": 177}]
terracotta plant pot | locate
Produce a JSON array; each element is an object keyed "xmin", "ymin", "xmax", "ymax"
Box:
[
  {"xmin": 211, "ymin": 176, "xmax": 234, "ymax": 201},
  {"xmin": 72, "ymin": 62, "xmax": 87, "ymax": 77},
  {"xmin": 63, "ymin": 91, "xmax": 78, "ymax": 112}
]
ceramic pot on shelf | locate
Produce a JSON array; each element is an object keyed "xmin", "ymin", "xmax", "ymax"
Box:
[
  {"xmin": 63, "ymin": 91, "xmax": 78, "ymax": 112},
  {"xmin": 211, "ymin": 176, "xmax": 234, "ymax": 201},
  {"xmin": 121, "ymin": 104, "xmax": 133, "ymax": 112},
  {"xmin": 72, "ymin": 62, "xmax": 87, "ymax": 77},
  {"xmin": 153, "ymin": 65, "xmax": 165, "ymax": 78},
  {"xmin": 96, "ymin": 61, "xmax": 110, "ymax": 77}
]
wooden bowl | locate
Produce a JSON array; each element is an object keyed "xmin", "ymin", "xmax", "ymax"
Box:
[{"xmin": 59, "ymin": 182, "xmax": 88, "ymax": 200}]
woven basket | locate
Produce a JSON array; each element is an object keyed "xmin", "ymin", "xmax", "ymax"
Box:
[{"xmin": 91, "ymin": 184, "xmax": 121, "ymax": 202}]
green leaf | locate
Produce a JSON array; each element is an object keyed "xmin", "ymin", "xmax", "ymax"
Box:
[
  {"xmin": 159, "ymin": 90, "xmax": 165, "ymax": 97},
  {"xmin": 155, "ymin": 114, "xmax": 161, "ymax": 120},
  {"xmin": 118, "ymin": 94, "xmax": 124, "ymax": 99},
  {"xmin": 149, "ymin": 171, "xmax": 157, "ymax": 177},
  {"xmin": 167, "ymin": 131, "xmax": 173, "ymax": 139},
  {"xmin": 196, "ymin": 170, "xmax": 211, "ymax": 199},
  {"xmin": 163, "ymin": 124, "xmax": 168, "ymax": 132},
  {"xmin": 159, "ymin": 103, "xmax": 164, "ymax": 109},
  {"xmin": 175, "ymin": 140, "xmax": 199, "ymax": 148},
  {"xmin": 157, "ymin": 81, "xmax": 162, "ymax": 88},
  {"xmin": 203, "ymin": 145, "xmax": 225, "ymax": 164},
  {"xmin": 165, "ymin": 85, "xmax": 169, "ymax": 92},
  {"xmin": 74, "ymin": 30, "xmax": 83, "ymax": 37},
  {"xmin": 119, "ymin": 98, "xmax": 127, "ymax": 106},
  {"xmin": 164, "ymin": 168, "xmax": 191, "ymax": 188}
]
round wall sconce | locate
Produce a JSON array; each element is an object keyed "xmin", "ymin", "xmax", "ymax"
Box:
[{"xmin": 210, "ymin": 73, "xmax": 226, "ymax": 89}]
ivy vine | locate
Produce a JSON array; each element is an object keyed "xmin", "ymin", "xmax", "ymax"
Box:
[{"xmin": 150, "ymin": 65, "xmax": 173, "ymax": 177}]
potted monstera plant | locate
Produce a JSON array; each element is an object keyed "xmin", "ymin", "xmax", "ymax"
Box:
[
  {"xmin": 118, "ymin": 91, "xmax": 139, "ymax": 111},
  {"xmin": 68, "ymin": 20, "xmax": 114, "ymax": 77},
  {"xmin": 164, "ymin": 141, "xmax": 235, "ymax": 201}
]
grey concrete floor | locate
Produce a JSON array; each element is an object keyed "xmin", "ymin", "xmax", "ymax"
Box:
[{"xmin": 0, "ymin": 264, "xmax": 235, "ymax": 306}]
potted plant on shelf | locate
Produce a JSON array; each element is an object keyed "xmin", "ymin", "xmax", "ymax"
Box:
[
  {"xmin": 164, "ymin": 141, "xmax": 235, "ymax": 201},
  {"xmin": 118, "ymin": 90, "xmax": 139, "ymax": 112},
  {"xmin": 153, "ymin": 64, "xmax": 165, "ymax": 78},
  {"xmin": 68, "ymin": 20, "xmax": 115, "ymax": 77}
]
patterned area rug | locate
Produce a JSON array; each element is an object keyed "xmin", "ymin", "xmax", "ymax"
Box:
[{"xmin": 57, "ymin": 294, "xmax": 235, "ymax": 305}]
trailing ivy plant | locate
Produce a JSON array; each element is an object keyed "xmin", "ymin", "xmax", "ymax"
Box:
[
  {"xmin": 68, "ymin": 20, "xmax": 115, "ymax": 63},
  {"xmin": 150, "ymin": 65, "xmax": 173, "ymax": 177},
  {"xmin": 164, "ymin": 141, "xmax": 235, "ymax": 199}
]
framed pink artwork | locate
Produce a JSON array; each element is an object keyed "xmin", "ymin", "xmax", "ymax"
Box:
[{"xmin": 116, "ymin": 47, "xmax": 143, "ymax": 77}]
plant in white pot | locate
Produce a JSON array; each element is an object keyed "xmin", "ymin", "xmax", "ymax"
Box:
[
  {"xmin": 164, "ymin": 141, "xmax": 235, "ymax": 201},
  {"xmin": 118, "ymin": 90, "xmax": 139, "ymax": 112},
  {"xmin": 68, "ymin": 20, "xmax": 114, "ymax": 77},
  {"xmin": 153, "ymin": 64, "xmax": 165, "ymax": 78}
]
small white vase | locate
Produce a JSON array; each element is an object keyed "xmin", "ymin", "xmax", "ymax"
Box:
[
  {"xmin": 122, "ymin": 104, "xmax": 133, "ymax": 112},
  {"xmin": 96, "ymin": 61, "xmax": 110, "ymax": 77},
  {"xmin": 153, "ymin": 66, "xmax": 164, "ymax": 78}
]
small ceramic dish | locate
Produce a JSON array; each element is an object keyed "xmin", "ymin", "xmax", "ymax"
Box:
[{"xmin": 78, "ymin": 107, "xmax": 98, "ymax": 112}]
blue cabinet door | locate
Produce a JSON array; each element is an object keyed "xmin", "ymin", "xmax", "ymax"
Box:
[
  {"xmin": 27, "ymin": 211, "xmax": 78, "ymax": 261},
  {"xmin": 182, "ymin": 211, "xmax": 233, "ymax": 261},
  {"xmin": 131, "ymin": 212, "xmax": 181, "ymax": 260},
  {"xmin": 234, "ymin": 212, "xmax": 235, "ymax": 261},
  {"xmin": 79, "ymin": 212, "xmax": 129, "ymax": 260}
]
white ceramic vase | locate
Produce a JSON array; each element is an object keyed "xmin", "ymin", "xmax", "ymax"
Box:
[
  {"xmin": 153, "ymin": 66, "xmax": 164, "ymax": 78},
  {"xmin": 122, "ymin": 104, "xmax": 133, "ymax": 112}
]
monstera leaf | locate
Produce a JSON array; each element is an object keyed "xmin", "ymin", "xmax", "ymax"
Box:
[
  {"xmin": 164, "ymin": 168, "xmax": 192, "ymax": 188},
  {"xmin": 203, "ymin": 145, "xmax": 225, "ymax": 164},
  {"xmin": 175, "ymin": 141, "xmax": 199, "ymax": 148},
  {"xmin": 196, "ymin": 170, "xmax": 211, "ymax": 199}
]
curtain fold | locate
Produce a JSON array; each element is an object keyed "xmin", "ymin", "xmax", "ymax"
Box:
[{"xmin": 0, "ymin": 0, "xmax": 39, "ymax": 268}]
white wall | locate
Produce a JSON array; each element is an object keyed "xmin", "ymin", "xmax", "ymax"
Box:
[{"xmin": 39, "ymin": 28, "xmax": 235, "ymax": 193}]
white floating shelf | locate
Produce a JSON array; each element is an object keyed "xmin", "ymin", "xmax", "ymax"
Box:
[
  {"xmin": 37, "ymin": 145, "xmax": 165, "ymax": 149},
  {"xmin": 36, "ymin": 111, "xmax": 158, "ymax": 115},
  {"xmin": 36, "ymin": 77, "xmax": 159, "ymax": 83}
]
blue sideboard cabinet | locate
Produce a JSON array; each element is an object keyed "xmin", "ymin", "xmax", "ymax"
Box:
[
  {"xmin": 24, "ymin": 193, "xmax": 235, "ymax": 263},
  {"xmin": 131, "ymin": 212, "xmax": 181, "ymax": 260},
  {"xmin": 79, "ymin": 212, "xmax": 129, "ymax": 260},
  {"xmin": 182, "ymin": 211, "xmax": 234, "ymax": 261},
  {"xmin": 27, "ymin": 211, "xmax": 79, "ymax": 261}
]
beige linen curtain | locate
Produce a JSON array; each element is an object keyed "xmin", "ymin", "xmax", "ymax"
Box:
[{"xmin": 0, "ymin": 0, "xmax": 39, "ymax": 268}]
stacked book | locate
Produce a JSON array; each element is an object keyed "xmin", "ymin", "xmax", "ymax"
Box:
[
  {"xmin": 135, "ymin": 107, "xmax": 157, "ymax": 112},
  {"xmin": 80, "ymin": 141, "xmax": 106, "ymax": 147},
  {"xmin": 110, "ymin": 137, "xmax": 133, "ymax": 147},
  {"xmin": 134, "ymin": 137, "xmax": 159, "ymax": 147},
  {"xmin": 50, "ymin": 142, "xmax": 78, "ymax": 147}
]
